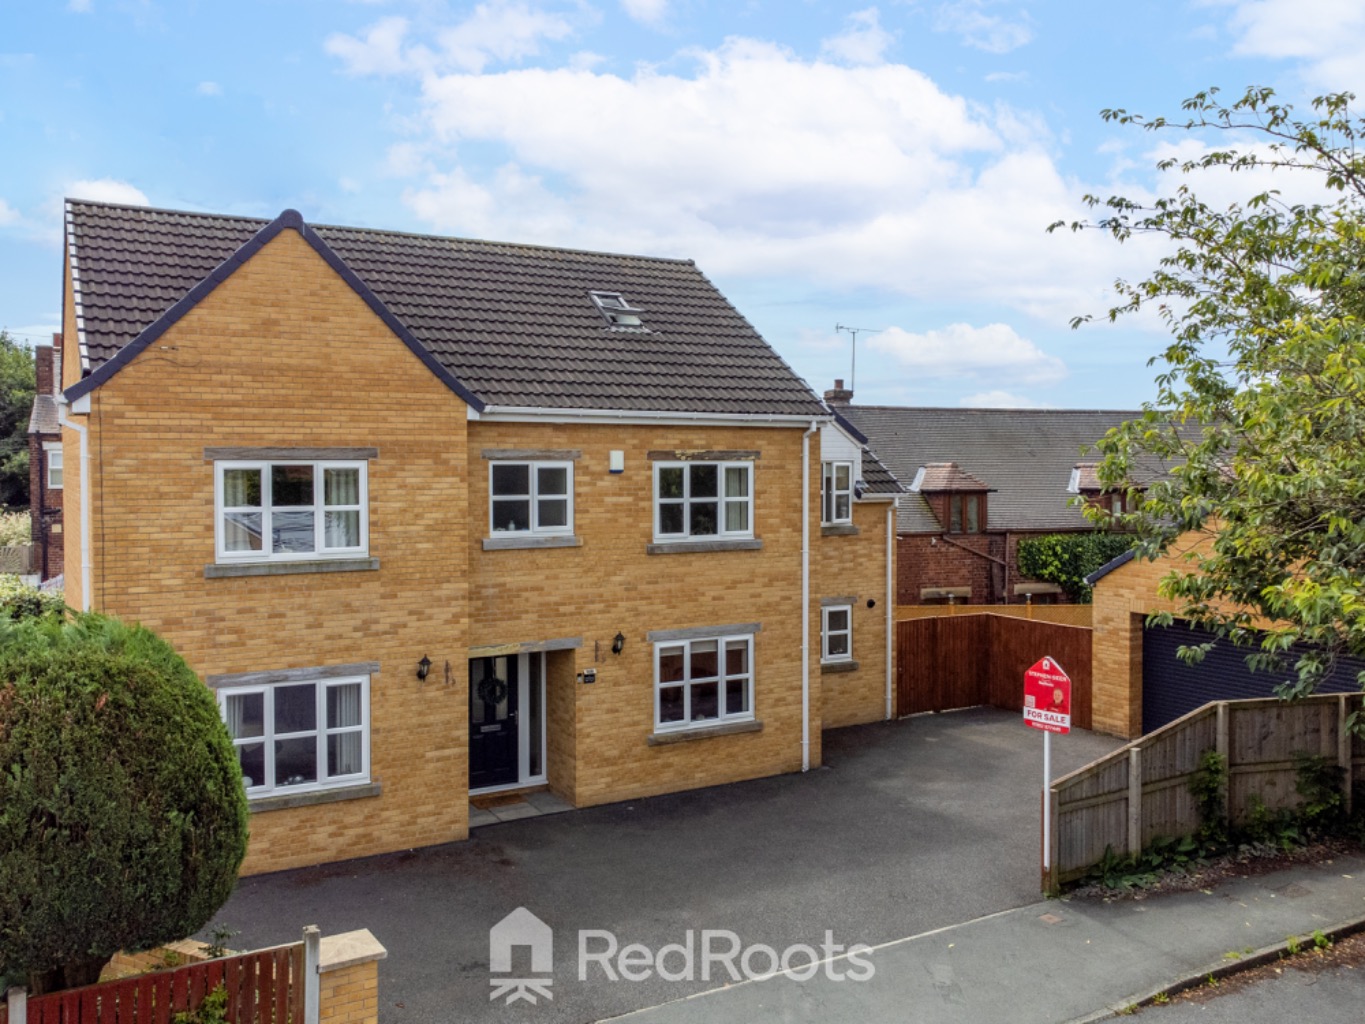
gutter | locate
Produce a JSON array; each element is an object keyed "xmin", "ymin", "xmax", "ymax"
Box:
[
  {"xmin": 801, "ymin": 419, "xmax": 818, "ymax": 771},
  {"xmin": 471, "ymin": 405, "xmax": 832, "ymax": 429},
  {"xmin": 56, "ymin": 396, "xmax": 91, "ymax": 612}
]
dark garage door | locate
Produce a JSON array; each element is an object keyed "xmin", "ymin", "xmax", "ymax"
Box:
[{"xmin": 1142, "ymin": 620, "xmax": 1365, "ymax": 733}]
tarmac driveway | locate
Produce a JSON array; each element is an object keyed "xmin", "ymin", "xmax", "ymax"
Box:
[{"xmin": 220, "ymin": 708, "xmax": 1122, "ymax": 1024}]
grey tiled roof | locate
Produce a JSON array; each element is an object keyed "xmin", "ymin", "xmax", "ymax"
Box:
[
  {"xmin": 860, "ymin": 446, "xmax": 903, "ymax": 496},
  {"xmin": 65, "ymin": 201, "xmax": 827, "ymax": 418},
  {"xmin": 840, "ymin": 406, "xmax": 1153, "ymax": 533},
  {"xmin": 28, "ymin": 394, "xmax": 59, "ymax": 435}
]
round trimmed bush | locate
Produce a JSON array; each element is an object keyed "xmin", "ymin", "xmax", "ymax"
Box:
[{"xmin": 0, "ymin": 613, "xmax": 249, "ymax": 992}]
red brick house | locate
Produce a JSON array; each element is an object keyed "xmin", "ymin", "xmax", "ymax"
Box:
[
  {"xmin": 836, "ymin": 391, "xmax": 1142, "ymax": 605},
  {"xmin": 28, "ymin": 334, "xmax": 63, "ymax": 581}
]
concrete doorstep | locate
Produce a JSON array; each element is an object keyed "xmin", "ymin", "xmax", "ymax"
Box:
[{"xmin": 606, "ymin": 854, "xmax": 1365, "ymax": 1024}]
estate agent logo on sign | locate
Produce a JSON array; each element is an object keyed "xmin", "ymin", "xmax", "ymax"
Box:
[
  {"xmin": 490, "ymin": 908, "xmax": 554, "ymax": 1005},
  {"xmin": 1022, "ymin": 656, "xmax": 1071, "ymax": 735}
]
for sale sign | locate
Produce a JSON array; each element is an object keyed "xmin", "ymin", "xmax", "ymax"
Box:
[{"xmin": 1023, "ymin": 656, "xmax": 1071, "ymax": 735}]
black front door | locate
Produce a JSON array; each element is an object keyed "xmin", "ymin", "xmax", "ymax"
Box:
[{"xmin": 470, "ymin": 656, "xmax": 519, "ymax": 789}]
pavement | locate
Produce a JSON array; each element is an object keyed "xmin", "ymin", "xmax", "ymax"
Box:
[
  {"xmin": 610, "ymin": 854, "xmax": 1365, "ymax": 1024},
  {"xmin": 221, "ymin": 708, "xmax": 1121, "ymax": 1024}
]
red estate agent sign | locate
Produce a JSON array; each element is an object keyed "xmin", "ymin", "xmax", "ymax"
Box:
[{"xmin": 1023, "ymin": 656, "xmax": 1071, "ymax": 735}]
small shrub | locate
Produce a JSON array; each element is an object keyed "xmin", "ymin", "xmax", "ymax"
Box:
[
  {"xmin": 173, "ymin": 984, "xmax": 228, "ymax": 1024},
  {"xmin": 0, "ymin": 511, "xmax": 29, "ymax": 547},
  {"xmin": 1190, "ymin": 749, "xmax": 1228, "ymax": 844},
  {"xmin": 0, "ymin": 574, "xmax": 63, "ymax": 620},
  {"xmin": 1293, "ymin": 754, "xmax": 1345, "ymax": 831}
]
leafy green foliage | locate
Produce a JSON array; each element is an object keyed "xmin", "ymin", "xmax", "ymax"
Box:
[
  {"xmin": 0, "ymin": 573, "xmax": 64, "ymax": 620},
  {"xmin": 1190, "ymin": 748, "xmax": 1229, "ymax": 843},
  {"xmin": 1015, "ymin": 533, "xmax": 1134, "ymax": 602},
  {"xmin": 0, "ymin": 511, "xmax": 29, "ymax": 547},
  {"xmin": 173, "ymin": 984, "xmax": 229, "ymax": 1024},
  {"xmin": 1053, "ymin": 87, "xmax": 1365, "ymax": 697},
  {"xmin": 0, "ymin": 614, "xmax": 248, "ymax": 990},
  {"xmin": 0, "ymin": 331, "xmax": 34, "ymax": 510}
]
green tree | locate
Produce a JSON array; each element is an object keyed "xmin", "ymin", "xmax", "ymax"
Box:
[
  {"xmin": 0, "ymin": 613, "xmax": 249, "ymax": 993},
  {"xmin": 1016, "ymin": 533, "xmax": 1134, "ymax": 603},
  {"xmin": 0, "ymin": 330, "xmax": 35, "ymax": 509},
  {"xmin": 1054, "ymin": 86, "xmax": 1365, "ymax": 699}
]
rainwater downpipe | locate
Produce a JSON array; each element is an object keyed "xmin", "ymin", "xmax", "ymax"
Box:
[{"xmin": 801, "ymin": 419, "xmax": 818, "ymax": 771}]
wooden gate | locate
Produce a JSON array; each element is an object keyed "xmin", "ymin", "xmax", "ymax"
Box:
[{"xmin": 896, "ymin": 613, "xmax": 1092, "ymax": 728}]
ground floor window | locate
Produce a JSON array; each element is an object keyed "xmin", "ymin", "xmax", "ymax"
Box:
[
  {"xmin": 822, "ymin": 605, "xmax": 853, "ymax": 662},
  {"xmin": 218, "ymin": 675, "xmax": 370, "ymax": 796},
  {"xmin": 654, "ymin": 634, "xmax": 754, "ymax": 730}
]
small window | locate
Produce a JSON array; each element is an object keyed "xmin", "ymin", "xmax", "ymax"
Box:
[
  {"xmin": 948, "ymin": 493, "xmax": 982, "ymax": 534},
  {"xmin": 219, "ymin": 675, "xmax": 370, "ymax": 797},
  {"xmin": 654, "ymin": 634, "xmax": 754, "ymax": 731},
  {"xmin": 654, "ymin": 462, "xmax": 753, "ymax": 541},
  {"xmin": 215, "ymin": 460, "xmax": 368, "ymax": 563},
  {"xmin": 822, "ymin": 605, "xmax": 853, "ymax": 663},
  {"xmin": 822, "ymin": 461, "xmax": 853, "ymax": 524},
  {"xmin": 44, "ymin": 443, "xmax": 63, "ymax": 490},
  {"xmin": 590, "ymin": 291, "xmax": 645, "ymax": 327},
  {"xmin": 490, "ymin": 461, "xmax": 574, "ymax": 535}
]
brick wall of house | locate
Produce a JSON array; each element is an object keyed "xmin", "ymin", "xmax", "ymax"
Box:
[
  {"xmin": 466, "ymin": 420, "xmax": 822, "ymax": 807},
  {"xmin": 895, "ymin": 531, "xmax": 999, "ymax": 605},
  {"xmin": 814, "ymin": 498, "xmax": 895, "ymax": 728},
  {"xmin": 62, "ymin": 228, "xmax": 473, "ymax": 875}
]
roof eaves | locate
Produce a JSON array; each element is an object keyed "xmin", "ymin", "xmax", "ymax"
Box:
[
  {"xmin": 62, "ymin": 208, "xmax": 487, "ymax": 412},
  {"xmin": 64, "ymin": 204, "xmax": 90, "ymax": 374},
  {"xmin": 831, "ymin": 409, "xmax": 868, "ymax": 445},
  {"xmin": 1084, "ymin": 547, "xmax": 1137, "ymax": 587}
]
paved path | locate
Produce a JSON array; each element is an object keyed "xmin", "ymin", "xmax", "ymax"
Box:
[
  {"xmin": 610, "ymin": 854, "xmax": 1365, "ymax": 1024},
  {"xmin": 221, "ymin": 709, "xmax": 1120, "ymax": 1024}
]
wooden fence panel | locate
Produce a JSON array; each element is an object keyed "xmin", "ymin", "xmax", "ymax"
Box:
[
  {"xmin": 895, "ymin": 613, "xmax": 1093, "ymax": 726},
  {"xmin": 896, "ymin": 604, "xmax": 1093, "ymax": 627},
  {"xmin": 1047, "ymin": 693, "xmax": 1365, "ymax": 890},
  {"xmin": 19, "ymin": 943, "xmax": 304, "ymax": 1024}
]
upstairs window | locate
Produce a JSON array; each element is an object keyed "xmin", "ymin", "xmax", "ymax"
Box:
[
  {"xmin": 44, "ymin": 443, "xmax": 63, "ymax": 490},
  {"xmin": 822, "ymin": 461, "xmax": 853, "ymax": 524},
  {"xmin": 948, "ymin": 493, "xmax": 982, "ymax": 535},
  {"xmin": 490, "ymin": 461, "xmax": 574, "ymax": 535},
  {"xmin": 590, "ymin": 291, "xmax": 645, "ymax": 327},
  {"xmin": 215, "ymin": 461, "xmax": 367, "ymax": 563},
  {"xmin": 655, "ymin": 462, "xmax": 753, "ymax": 541}
]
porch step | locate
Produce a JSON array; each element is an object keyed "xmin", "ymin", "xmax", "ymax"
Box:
[{"xmin": 469, "ymin": 789, "xmax": 574, "ymax": 828}]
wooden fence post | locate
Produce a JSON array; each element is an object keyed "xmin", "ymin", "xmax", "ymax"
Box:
[
  {"xmin": 303, "ymin": 926, "xmax": 321, "ymax": 1024},
  {"xmin": 6, "ymin": 986, "xmax": 26, "ymax": 1024},
  {"xmin": 1127, "ymin": 747, "xmax": 1143, "ymax": 858},
  {"xmin": 1216, "ymin": 701, "xmax": 1230, "ymax": 825},
  {"xmin": 1339, "ymin": 695, "xmax": 1354, "ymax": 817}
]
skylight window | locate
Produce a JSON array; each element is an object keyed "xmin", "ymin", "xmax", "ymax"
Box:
[{"xmin": 590, "ymin": 291, "xmax": 645, "ymax": 327}]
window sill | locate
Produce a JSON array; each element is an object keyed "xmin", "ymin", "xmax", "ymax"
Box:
[
  {"xmin": 821, "ymin": 524, "xmax": 860, "ymax": 537},
  {"xmin": 482, "ymin": 535, "xmax": 583, "ymax": 551},
  {"xmin": 647, "ymin": 719, "xmax": 763, "ymax": 746},
  {"xmin": 247, "ymin": 780, "xmax": 382, "ymax": 813},
  {"xmin": 205, "ymin": 557, "xmax": 379, "ymax": 578},
  {"xmin": 821, "ymin": 660, "xmax": 860, "ymax": 674},
  {"xmin": 646, "ymin": 539, "xmax": 763, "ymax": 555}
]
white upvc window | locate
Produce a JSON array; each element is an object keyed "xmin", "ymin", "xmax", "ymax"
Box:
[
  {"xmin": 822, "ymin": 461, "xmax": 853, "ymax": 524},
  {"xmin": 44, "ymin": 443, "xmax": 63, "ymax": 490},
  {"xmin": 654, "ymin": 634, "xmax": 754, "ymax": 731},
  {"xmin": 822, "ymin": 605, "xmax": 853, "ymax": 663},
  {"xmin": 489, "ymin": 461, "xmax": 574, "ymax": 535},
  {"xmin": 654, "ymin": 462, "xmax": 753, "ymax": 541},
  {"xmin": 218, "ymin": 675, "xmax": 370, "ymax": 797},
  {"xmin": 214, "ymin": 460, "xmax": 368, "ymax": 563}
]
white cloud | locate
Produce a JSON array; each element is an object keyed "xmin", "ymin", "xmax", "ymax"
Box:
[
  {"xmin": 326, "ymin": 16, "xmax": 412, "ymax": 76},
  {"xmin": 868, "ymin": 323, "xmax": 1067, "ymax": 385},
  {"xmin": 820, "ymin": 7, "xmax": 894, "ymax": 66},
  {"xmin": 621, "ymin": 0, "xmax": 668, "ymax": 27},
  {"xmin": 0, "ymin": 199, "xmax": 20, "ymax": 227},
  {"xmin": 68, "ymin": 0, "xmax": 92, "ymax": 11},
  {"xmin": 196, "ymin": 81, "xmax": 223, "ymax": 96},
  {"xmin": 437, "ymin": 1, "xmax": 574, "ymax": 73},
  {"xmin": 66, "ymin": 179, "xmax": 150, "ymax": 206},
  {"xmin": 934, "ymin": 1, "xmax": 1032, "ymax": 54},
  {"xmin": 959, "ymin": 389, "xmax": 1049, "ymax": 408},
  {"xmin": 1222, "ymin": 0, "xmax": 1365, "ymax": 93}
]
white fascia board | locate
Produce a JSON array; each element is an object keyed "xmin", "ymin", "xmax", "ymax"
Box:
[{"xmin": 470, "ymin": 404, "xmax": 831, "ymax": 429}]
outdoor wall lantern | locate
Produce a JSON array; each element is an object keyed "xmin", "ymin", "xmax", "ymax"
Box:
[
  {"xmin": 612, "ymin": 632, "xmax": 626, "ymax": 655},
  {"xmin": 417, "ymin": 655, "xmax": 432, "ymax": 682}
]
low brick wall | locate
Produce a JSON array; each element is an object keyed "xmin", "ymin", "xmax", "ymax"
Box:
[
  {"xmin": 101, "ymin": 939, "xmax": 217, "ymax": 981},
  {"xmin": 319, "ymin": 929, "xmax": 386, "ymax": 1024}
]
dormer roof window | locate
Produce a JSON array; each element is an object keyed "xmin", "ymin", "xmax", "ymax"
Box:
[{"xmin": 590, "ymin": 291, "xmax": 646, "ymax": 328}]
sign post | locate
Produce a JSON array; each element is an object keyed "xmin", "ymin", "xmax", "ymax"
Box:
[{"xmin": 1023, "ymin": 656, "xmax": 1071, "ymax": 885}]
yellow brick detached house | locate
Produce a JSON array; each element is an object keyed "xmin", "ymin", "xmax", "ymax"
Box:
[{"xmin": 58, "ymin": 201, "xmax": 901, "ymax": 874}]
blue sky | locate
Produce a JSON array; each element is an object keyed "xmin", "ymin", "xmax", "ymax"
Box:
[{"xmin": 1, "ymin": 0, "xmax": 1360, "ymax": 409}]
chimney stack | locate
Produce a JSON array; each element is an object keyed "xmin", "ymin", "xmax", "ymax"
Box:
[{"xmin": 824, "ymin": 378, "xmax": 853, "ymax": 406}]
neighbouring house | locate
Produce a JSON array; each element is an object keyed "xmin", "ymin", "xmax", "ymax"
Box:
[
  {"xmin": 1088, "ymin": 538, "xmax": 1365, "ymax": 738},
  {"xmin": 56, "ymin": 200, "xmax": 901, "ymax": 874},
  {"xmin": 28, "ymin": 333, "xmax": 64, "ymax": 580},
  {"xmin": 835, "ymin": 392, "xmax": 1142, "ymax": 606}
]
